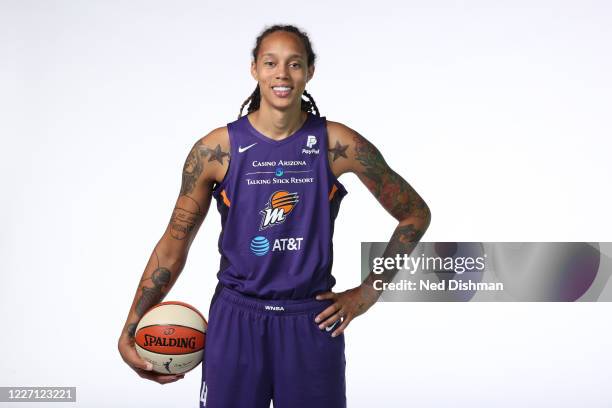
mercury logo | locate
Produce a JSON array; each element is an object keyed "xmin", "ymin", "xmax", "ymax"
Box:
[{"xmin": 260, "ymin": 190, "xmax": 299, "ymax": 229}]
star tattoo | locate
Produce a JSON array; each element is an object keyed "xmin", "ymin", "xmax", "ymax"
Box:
[
  {"xmin": 329, "ymin": 141, "xmax": 349, "ymax": 161},
  {"xmin": 207, "ymin": 144, "xmax": 230, "ymax": 164}
]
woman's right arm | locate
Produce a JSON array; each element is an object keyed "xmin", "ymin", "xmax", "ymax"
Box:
[{"xmin": 117, "ymin": 127, "xmax": 230, "ymax": 384}]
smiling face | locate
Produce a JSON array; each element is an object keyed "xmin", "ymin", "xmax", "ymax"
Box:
[{"xmin": 251, "ymin": 30, "xmax": 315, "ymax": 112}]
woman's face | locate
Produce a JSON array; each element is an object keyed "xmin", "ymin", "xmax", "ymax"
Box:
[{"xmin": 251, "ymin": 31, "xmax": 315, "ymax": 112}]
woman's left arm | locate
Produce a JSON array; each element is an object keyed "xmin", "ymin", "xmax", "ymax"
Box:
[{"xmin": 315, "ymin": 121, "xmax": 432, "ymax": 337}]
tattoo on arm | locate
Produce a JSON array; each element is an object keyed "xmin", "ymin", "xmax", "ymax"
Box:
[
  {"xmin": 365, "ymin": 223, "xmax": 425, "ymax": 284},
  {"xmin": 180, "ymin": 141, "xmax": 229, "ymax": 196},
  {"xmin": 181, "ymin": 142, "xmax": 208, "ymax": 196},
  {"xmin": 125, "ymin": 250, "xmax": 174, "ymax": 339},
  {"xmin": 352, "ymin": 132, "xmax": 430, "ymax": 300},
  {"xmin": 135, "ymin": 266, "xmax": 171, "ymax": 317},
  {"xmin": 207, "ymin": 144, "xmax": 230, "ymax": 164},
  {"xmin": 353, "ymin": 133, "xmax": 429, "ymax": 221},
  {"xmin": 127, "ymin": 323, "xmax": 137, "ymax": 339},
  {"xmin": 170, "ymin": 205, "xmax": 202, "ymax": 240},
  {"xmin": 329, "ymin": 140, "xmax": 349, "ymax": 162}
]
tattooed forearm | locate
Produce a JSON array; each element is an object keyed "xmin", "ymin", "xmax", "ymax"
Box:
[
  {"xmin": 124, "ymin": 248, "xmax": 184, "ymax": 339},
  {"xmin": 180, "ymin": 141, "xmax": 229, "ymax": 195},
  {"xmin": 361, "ymin": 223, "xmax": 426, "ymax": 300},
  {"xmin": 352, "ymin": 132, "xmax": 431, "ymax": 298},
  {"xmin": 124, "ymin": 250, "xmax": 177, "ymax": 339},
  {"xmin": 127, "ymin": 323, "xmax": 137, "ymax": 339},
  {"xmin": 353, "ymin": 133, "xmax": 429, "ymax": 221},
  {"xmin": 135, "ymin": 266, "xmax": 171, "ymax": 317}
]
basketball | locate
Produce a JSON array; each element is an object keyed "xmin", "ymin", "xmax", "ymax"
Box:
[{"xmin": 134, "ymin": 301, "xmax": 207, "ymax": 374}]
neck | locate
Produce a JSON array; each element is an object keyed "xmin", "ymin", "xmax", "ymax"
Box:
[{"xmin": 249, "ymin": 102, "xmax": 307, "ymax": 141}]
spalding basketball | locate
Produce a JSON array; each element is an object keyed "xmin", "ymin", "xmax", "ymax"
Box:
[{"xmin": 134, "ymin": 301, "xmax": 207, "ymax": 374}]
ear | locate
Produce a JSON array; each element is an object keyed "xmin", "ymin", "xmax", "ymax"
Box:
[
  {"xmin": 306, "ymin": 64, "xmax": 315, "ymax": 83},
  {"xmin": 250, "ymin": 60, "xmax": 258, "ymax": 81}
]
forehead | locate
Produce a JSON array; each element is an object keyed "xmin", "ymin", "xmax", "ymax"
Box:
[{"xmin": 258, "ymin": 31, "xmax": 306, "ymax": 59}]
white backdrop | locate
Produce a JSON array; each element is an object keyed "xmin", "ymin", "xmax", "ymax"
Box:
[{"xmin": 1, "ymin": 0, "xmax": 611, "ymax": 407}]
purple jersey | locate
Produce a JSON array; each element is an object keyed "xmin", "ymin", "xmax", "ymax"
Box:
[{"xmin": 211, "ymin": 112, "xmax": 347, "ymax": 299}]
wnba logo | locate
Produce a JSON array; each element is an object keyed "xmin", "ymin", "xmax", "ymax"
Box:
[{"xmin": 260, "ymin": 190, "xmax": 299, "ymax": 229}]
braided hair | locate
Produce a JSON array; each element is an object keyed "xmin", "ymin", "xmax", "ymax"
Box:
[{"xmin": 238, "ymin": 24, "xmax": 320, "ymax": 119}]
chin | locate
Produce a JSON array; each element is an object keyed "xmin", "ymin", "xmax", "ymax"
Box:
[{"xmin": 266, "ymin": 98, "xmax": 300, "ymax": 111}]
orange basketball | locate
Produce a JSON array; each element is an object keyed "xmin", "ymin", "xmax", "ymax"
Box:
[
  {"xmin": 271, "ymin": 191, "xmax": 299, "ymax": 214},
  {"xmin": 134, "ymin": 301, "xmax": 207, "ymax": 374}
]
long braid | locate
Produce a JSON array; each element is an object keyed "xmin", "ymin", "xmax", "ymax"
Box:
[
  {"xmin": 238, "ymin": 24, "xmax": 321, "ymax": 118},
  {"xmin": 302, "ymin": 89, "xmax": 320, "ymax": 117},
  {"xmin": 237, "ymin": 85, "xmax": 261, "ymax": 119}
]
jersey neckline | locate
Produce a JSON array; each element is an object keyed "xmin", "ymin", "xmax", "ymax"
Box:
[{"xmin": 244, "ymin": 112, "xmax": 313, "ymax": 146}]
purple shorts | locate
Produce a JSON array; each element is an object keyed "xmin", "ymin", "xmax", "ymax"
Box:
[{"xmin": 200, "ymin": 285, "xmax": 346, "ymax": 408}]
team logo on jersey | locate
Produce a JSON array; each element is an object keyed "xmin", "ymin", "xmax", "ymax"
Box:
[
  {"xmin": 302, "ymin": 135, "xmax": 320, "ymax": 155},
  {"xmin": 259, "ymin": 190, "xmax": 299, "ymax": 229}
]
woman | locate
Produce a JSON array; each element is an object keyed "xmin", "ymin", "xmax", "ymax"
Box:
[{"xmin": 118, "ymin": 24, "xmax": 431, "ymax": 408}]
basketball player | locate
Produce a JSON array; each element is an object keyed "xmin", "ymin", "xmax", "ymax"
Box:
[{"xmin": 118, "ymin": 24, "xmax": 431, "ymax": 407}]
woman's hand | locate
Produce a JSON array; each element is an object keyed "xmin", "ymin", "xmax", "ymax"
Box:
[
  {"xmin": 117, "ymin": 334, "xmax": 185, "ymax": 384},
  {"xmin": 314, "ymin": 283, "xmax": 380, "ymax": 337}
]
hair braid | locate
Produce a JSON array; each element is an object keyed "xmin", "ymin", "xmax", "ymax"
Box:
[{"xmin": 301, "ymin": 89, "xmax": 319, "ymax": 117}]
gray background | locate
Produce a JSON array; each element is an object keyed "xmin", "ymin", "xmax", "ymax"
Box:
[{"xmin": 1, "ymin": 1, "xmax": 611, "ymax": 407}]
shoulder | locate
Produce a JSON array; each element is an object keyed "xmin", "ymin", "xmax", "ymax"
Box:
[
  {"xmin": 184, "ymin": 125, "xmax": 230, "ymax": 184},
  {"xmin": 195, "ymin": 125, "xmax": 230, "ymax": 149},
  {"xmin": 325, "ymin": 119, "xmax": 359, "ymax": 145},
  {"xmin": 324, "ymin": 119, "xmax": 361, "ymax": 177}
]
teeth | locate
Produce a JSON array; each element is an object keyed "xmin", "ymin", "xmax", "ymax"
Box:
[{"xmin": 273, "ymin": 87, "xmax": 291, "ymax": 91}]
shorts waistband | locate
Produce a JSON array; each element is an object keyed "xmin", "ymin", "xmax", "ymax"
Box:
[{"xmin": 218, "ymin": 286, "xmax": 333, "ymax": 315}]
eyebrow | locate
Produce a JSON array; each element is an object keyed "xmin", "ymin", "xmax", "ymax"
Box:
[{"xmin": 261, "ymin": 53, "xmax": 304, "ymax": 59}]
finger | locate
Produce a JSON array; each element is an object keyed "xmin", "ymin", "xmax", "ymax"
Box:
[
  {"xmin": 315, "ymin": 291, "xmax": 336, "ymax": 301},
  {"xmin": 331, "ymin": 314, "xmax": 352, "ymax": 338},
  {"xmin": 135, "ymin": 369, "xmax": 184, "ymax": 384},
  {"xmin": 319, "ymin": 307, "xmax": 345, "ymax": 330},
  {"xmin": 314, "ymin": 302, "xmax": 341, "ymax": 324},
  {"xmin": 125, "ymin": 347, "xmax": 154, "ymax": 371}
]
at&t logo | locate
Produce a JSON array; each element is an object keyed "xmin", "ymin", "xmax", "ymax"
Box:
[
  {"xmin": 250, "ymin": 236, "xmax": 270, "ymax": 256},
  {"xmin": 250, "ymin": 236, "xmax": 304, "ymax": 256}
]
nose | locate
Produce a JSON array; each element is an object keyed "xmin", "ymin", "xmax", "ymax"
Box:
[{"xmin": 275, "ymin": 64, "xmax": 289, "ymax": 79}]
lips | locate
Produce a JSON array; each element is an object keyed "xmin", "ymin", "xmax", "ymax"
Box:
[{"xmin": 272, "ymin": 86, "xmax": 292, "ymax": 98}]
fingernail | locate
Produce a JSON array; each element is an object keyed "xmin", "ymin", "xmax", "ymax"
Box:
[
  {"xmin": 315, "ymin": 317, "xmax": 320, "ymax": 323},
  {"xmin": 331, "ymin": 333, "xmax": 337, "ymax": 337},
  {"xmin": 145, "ymin": 361, "xmax": 153, "ymax": 371}
]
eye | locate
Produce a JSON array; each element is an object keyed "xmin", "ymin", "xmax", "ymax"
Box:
[
  {"xmin": 290, "ymin": 62, "xmax": 302, "ymax": 68},
  {"xmin": 264, "ymin": 61, "xmax": 275, "ymax": 67}
]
